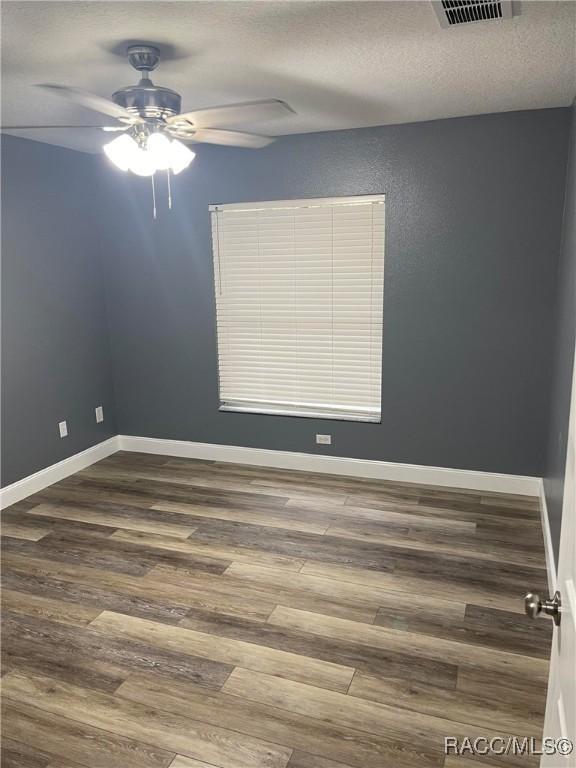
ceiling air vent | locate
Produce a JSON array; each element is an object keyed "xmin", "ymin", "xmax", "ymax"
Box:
[{"xmin": 432, "ymin": 0, "xmax": 513, "ymax": 28}]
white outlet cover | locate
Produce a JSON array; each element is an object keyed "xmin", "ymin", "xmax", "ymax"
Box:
[
  {"xmin": 95, "ymin": 406, "xmax": 104, "ymax": 423},
  {"xmin": 58, "ymin": 420, "xmax": 68, "ymax": 438},
  {"xmin": 316, "ymin": 434, "xmax": 332, "ymax": 445}
]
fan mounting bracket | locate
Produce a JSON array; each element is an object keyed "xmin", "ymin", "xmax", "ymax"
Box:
[{"xmin": 127, "ymin": 45, "xmax": 161, "ymax": 73}]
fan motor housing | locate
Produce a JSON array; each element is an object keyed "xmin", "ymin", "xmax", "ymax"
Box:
[{"xmin": 112, "ymin": 82, "xmax": 182, "ymax": 119}]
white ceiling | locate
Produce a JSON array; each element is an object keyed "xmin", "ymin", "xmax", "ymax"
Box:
[{"xmin": 2, "ymin": 0, "xmax": 575, "ymax": 153}]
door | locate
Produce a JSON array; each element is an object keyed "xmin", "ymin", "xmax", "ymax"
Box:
[{"xmin": 542, "ymin": 346, "xmax": 576, "ymax": 766}]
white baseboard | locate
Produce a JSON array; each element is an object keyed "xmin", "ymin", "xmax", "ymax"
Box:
[
  {"xmin": 0, "ymin": 434, "xmax": 542, "ymax": 511},
  {"xmin": 538, "ymin": 480, "xmax": 558, "ymax": 593},
  {"xmin": 118, "ymin": 435, "xmax": 541, "ymax": 496},
  {"xmin": 0, "ymin": 436, "xmax": 120, "ymax": 510}
]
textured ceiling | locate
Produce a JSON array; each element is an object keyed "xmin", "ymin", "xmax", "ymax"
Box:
[{"xmin": 1, "ymin": 0, "xmax": 575, "ymax": 153}]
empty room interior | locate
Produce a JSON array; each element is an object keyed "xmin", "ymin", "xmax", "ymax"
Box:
[{"xmin": 1, "ymin": 1, "xmax": 576, "ymax": 767}]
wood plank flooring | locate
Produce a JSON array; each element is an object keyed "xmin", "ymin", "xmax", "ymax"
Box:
[{"xmin": 1, "ymin": 451, "xmax": 552, "ymax": 768}]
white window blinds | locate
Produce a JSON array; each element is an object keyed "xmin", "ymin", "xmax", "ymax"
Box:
[{"xmin": 210, "ymin": 195, "xmax": 385, "ymax": 422}]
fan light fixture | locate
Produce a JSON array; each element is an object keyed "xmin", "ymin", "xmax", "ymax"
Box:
[
  {"xmin": 21, "ymin": 46, "xmax": 292, "ymax": 218},
  {"xmin": 103, "ymin": 129, "xmax": 195, "ymax": 217},
  {"xmin": 103, "ymin": 132, "xmax": 195, "ymax": 176}
]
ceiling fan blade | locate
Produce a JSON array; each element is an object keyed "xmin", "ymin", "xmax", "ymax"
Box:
[
  {"xmin": 37, "ymin": 84, "xmax": 142, "ymax": 123},
  {"xmin": 186, "ymin": 128, "xmax": 275, "ymax": 149},
  {"xmin": 101, "ymin": 125, "xmax": 131, "ymax": 132},
  {"xmin": 166, "ymin": 99, "xmax": 294, "ymax": 129},
  {"xmin": 1, "ymin": 125, "xmax": 124, "ymax": 130}
]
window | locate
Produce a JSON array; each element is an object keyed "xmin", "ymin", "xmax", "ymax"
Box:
[{"xmin": 210, "ymin": 195, "xmax": 385, "ymax": 422}]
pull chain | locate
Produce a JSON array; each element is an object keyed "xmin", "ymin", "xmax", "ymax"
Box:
[
  {"xmin": 149, "ymin": 170, "xmax": 174, "ymax": 220},
  {"xmin": 167, "ymin": 169, "xmax": 172, "ymax": 210},
  {"xmin": 151, "ymin": 172, "xmax": 157, "ymax": 220}
]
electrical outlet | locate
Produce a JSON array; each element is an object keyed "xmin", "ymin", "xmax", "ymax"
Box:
[
  {"xmin": 58, "ymin": 421, "xmax": 68, "ymax": 438},
  {"xmin": 95, "ymin": 406, "xmax": 104, "ymax": 423},
  {"xmin": 316, "ymin": 434, "xmax": 332, "ymax": 445}
]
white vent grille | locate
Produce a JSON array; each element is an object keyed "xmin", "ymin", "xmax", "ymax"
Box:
[{"xmin": 433, "ymin": 0, "xmax": 512, "ymax": 27}]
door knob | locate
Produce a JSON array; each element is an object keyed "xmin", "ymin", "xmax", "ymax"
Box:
[{"xmin": 524, "ymin": 590, "xmax": 561, "ymax": 626}]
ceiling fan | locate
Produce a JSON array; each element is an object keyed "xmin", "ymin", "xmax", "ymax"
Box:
[{"xmin": 4, "ymin": 45, "xmax": 295, "ymax": 178}]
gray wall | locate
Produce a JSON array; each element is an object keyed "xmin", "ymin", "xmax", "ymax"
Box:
[
  {"xmin": 96, "ymin": 108, "xmax": 570, "ymax": 476},
  {"xmin": 1, "ymin": 135, "xmax": 117, "ymax": 486},
  {"xmin": 544, "ymin": 102, "xmax": 576, "ymax": 565}
]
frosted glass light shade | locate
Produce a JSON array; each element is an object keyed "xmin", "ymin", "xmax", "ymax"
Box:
[
  {"xmin": 147, "ymin": 133, "xmax": 173, "ymax": 171},
  {"xmin": 128, "ymin": 148, "xmax": 156, "ymax": 177},
  {"xmin": 103, "ymin": 134, "xmax": 138, "ymax": 171},
  {"xmin": 170, "ymin": 140, "xmax": 195, "ymax": 174}
]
